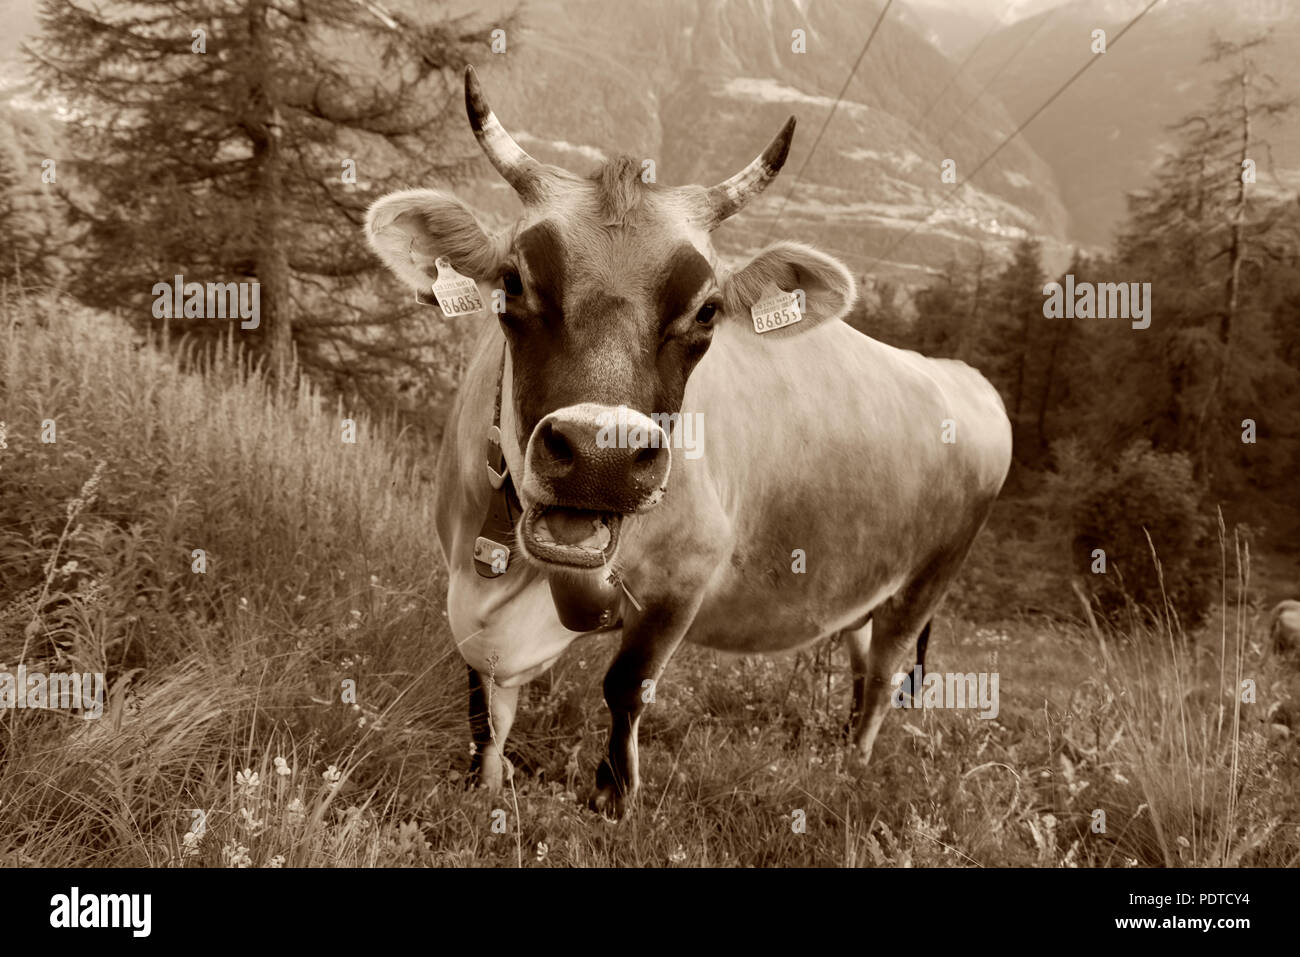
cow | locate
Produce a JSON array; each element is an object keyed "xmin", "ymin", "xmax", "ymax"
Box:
[
  {"xmin": 1269, "ymin": 599, "xmax": 1300, "ymax": 657},
  {"xmin": 365, "ymin": 67, "xmax": 1012, "ymax": 817}
]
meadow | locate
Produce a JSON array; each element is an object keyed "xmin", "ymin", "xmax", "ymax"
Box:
[{"xmin": 1, "ymin": 295, "xmax": 1296, "ymax": 868}]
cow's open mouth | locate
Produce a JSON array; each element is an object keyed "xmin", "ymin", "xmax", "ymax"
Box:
[{"xmin": 522, "ymin": 504, "xmax": 622, "ymax": 568}]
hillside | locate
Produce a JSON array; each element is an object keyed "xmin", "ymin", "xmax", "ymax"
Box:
[
  {"xmin": 439, "ymin": 0, "xmax": 1074, "ymax": 280},
  {"xmin": 966, "ymin": 0, "xmax": 1300, "ymax": 246}
]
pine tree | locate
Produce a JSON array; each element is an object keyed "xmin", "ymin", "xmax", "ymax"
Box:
[
  {"xmin": 1118, "ymin": 33, "xmax": 1296, "ymax": 480},
  {"xmin": 26, "ymin": 0, "xmax": 496, "ymax": 390}
]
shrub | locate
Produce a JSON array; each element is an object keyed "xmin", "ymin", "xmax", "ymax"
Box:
[{"xmin": 1046, "ymin": 438, "xmax": 1216, "ymax": 626}]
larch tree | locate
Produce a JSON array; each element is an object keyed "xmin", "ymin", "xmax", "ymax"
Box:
[{"xmin": 26, "ymin": 0, "xmax": 500, "ymax": 394}]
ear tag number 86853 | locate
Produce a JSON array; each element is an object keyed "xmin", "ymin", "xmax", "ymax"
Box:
[{"xmin": 431, "ymin": 257, "xmax": 484, "ymax": 317}]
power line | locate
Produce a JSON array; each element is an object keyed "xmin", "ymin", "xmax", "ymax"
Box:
[
  {"xmin": 933, "ymin": 5, "xmax": 1062, "ymax": 152},
  {"xmin": 915, "ymin": 2, "xmax": 1014, "ymax": 132},
  {"xmin": 761, "ymin": 0, "xmax": 895, "ymax": 245},
  {"xmin": 870, "ymin": 0, "xmax": 1164, "ymax": 271}
]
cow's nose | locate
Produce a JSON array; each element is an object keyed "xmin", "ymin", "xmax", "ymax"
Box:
[{"xmin": 526, "ymin": 405, "xmax": 671, "ymax": 513}]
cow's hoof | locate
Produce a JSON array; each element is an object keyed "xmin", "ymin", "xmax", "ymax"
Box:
[
  {"xmin": 587, "ymin": 785, "xmax": 631, "ymax": 820},
  {"xmin": 465, "ymin": 753, "xmax": 511, "ymax": 792},
  {"xmin": 847, "ymin": 744, "xmax": 875, "ymax": 774}
]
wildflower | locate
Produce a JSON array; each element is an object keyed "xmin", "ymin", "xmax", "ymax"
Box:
[
  {"xmin": 295, "ymin": 594, "xmax": 306, "ymax": 603},
  {"xmin": 370, "ymin": 575, "xmax": 380, "ymax": 587},
  {"xmin": 535, "ymin": 842, "xmax": 548, "ymax": 862},
  {"xmin": 181, "ymin": 830, "xmax": 202, "ymax": 859},
  {"xmin": 221, "ymin": 841, "xmax": 252, "ymax": 869},
  {"xmin": 238, "ymin": 807, "xmax": 265, "ymax": 835},
  {"xmin": 273, "ymin": 756, "xmax": 291, "ymax": 777},
  {"xmin": 238, "ymin": 597, "xmax": 249, "ymax": 610},
  {"xmin": 350, "ymin": 609, "xmax": 362, "ymax": 620},
  {"xmin": 236, "ymin": 768, "xmax": 260, "ymax": 795},
  {"xmin": 265, "ymin": 855, "xmax": 285, "ymax": 869},
  {"xmin": 669, "ymin": 845, "xmax": 687, "ymax": 864},
  {"xmin": 60, "ymin": 560, "xmax": 79, "ymax": 575},
  {"xmin": 286, "ymin": 797, "xmax": 306, "ymax": 825},
  {"xmin": 323, "ymin": 765, "xmax": 342, "ymax": 785}
]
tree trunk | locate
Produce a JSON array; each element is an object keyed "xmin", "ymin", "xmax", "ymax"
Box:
[
  {"xmin": 248, "ymin": 0, "xmax": 293, "ymax": 382},
  {"xmin": 1194, "ymin": 55, "xmax": 1251, "ymax": 478}
]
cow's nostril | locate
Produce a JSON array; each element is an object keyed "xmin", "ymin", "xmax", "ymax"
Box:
[
  {"xmin": 632, "ymin": 445, "xmax": 659, "ymax": 466},
  {"xmin": 540, "ymin": 421, "xmax": 575, "ymax": 467}
]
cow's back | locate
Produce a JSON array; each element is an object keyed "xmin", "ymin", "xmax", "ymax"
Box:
[{"xmin": 621, "ymin": 319, "xmax": 1012, "ymax": 652}]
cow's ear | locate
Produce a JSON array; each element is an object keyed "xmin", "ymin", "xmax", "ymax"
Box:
[
  {"xmin": 721, "ymin": 241, "xmax": 856, "ymax": 337},
  {"xmin": 365, "ymin": 189, "xmax": 503, "ymax": 293}
]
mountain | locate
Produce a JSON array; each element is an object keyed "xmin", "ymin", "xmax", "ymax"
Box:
[
  {"xmin": 453, "ymin": 0, "xmax": 1072, "ymax": 281},
  {"xmin": 900, "ymin": 0, "xmax": 1073, "ymax": 59},
  {"xmin": 963, "ymin": 0, "xmax": 1300, "ymax": 246}
]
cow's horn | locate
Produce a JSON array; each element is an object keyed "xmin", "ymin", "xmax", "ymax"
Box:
[
  {"xmin": 464, "ymin": 66, "xmax": 548, "ymax": 202},
  {"xmin": 698, "ymin": 116, "xmax": 797, "ymax": 229}
]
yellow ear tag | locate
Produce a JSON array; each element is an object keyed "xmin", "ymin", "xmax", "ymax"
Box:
[
  {"xmin": 430, "ymin": 258, "xmax": 484, "ymax": 317},
  {"xmin": 750, "ymin": 286, "xmax": 802, "ymax": 334}
]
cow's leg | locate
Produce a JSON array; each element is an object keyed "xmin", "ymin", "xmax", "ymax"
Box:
[
  {"xmin": 591, "ymin": 600, "xmax": 699, "ymax": 819},
  {"xmin": 844, "ymin": 617, "xmax": 873, "ymax": 736},
  {"xmin": 850, "ymin": 608, "xmax": 934, "ymax": 766},
  {"xmin": 467, "ymin": 665, "xmax": 520, "ymax": 791},
  {"xmin": 467, "ymin": 665, "xmax": 491, "ymax": 783}
]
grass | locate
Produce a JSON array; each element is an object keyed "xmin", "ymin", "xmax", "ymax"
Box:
[{"xmin": 1, "ymin": 293, "xmax": 1296, "ymax": 867}]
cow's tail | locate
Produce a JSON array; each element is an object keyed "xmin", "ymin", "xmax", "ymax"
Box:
[{"xmin": 899, "ymin": 620, "xmax": 932, "ymax": 698}]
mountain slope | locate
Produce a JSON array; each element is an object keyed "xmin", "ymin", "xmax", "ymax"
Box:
[
  {"xmin": 964, "ymin": 0, "xmax": 1300, "ymax": 246},
  {"xmin": 457, "ymin": 0, "xmax": 1071, "ymax": 279}
]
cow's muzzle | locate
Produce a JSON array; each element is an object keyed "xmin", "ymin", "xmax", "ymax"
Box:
[{"xmin": 520, "ymin": 404, "xmax": 671, "ymax": 568}]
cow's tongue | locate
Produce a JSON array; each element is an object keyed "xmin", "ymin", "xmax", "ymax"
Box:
[
  {"xmin": 523, "ymin": 505, "xmax": 621, "ymax": 568},
  {"xmin": 537, "ymin": 509, "xmax": 611, "ymax": 549}
]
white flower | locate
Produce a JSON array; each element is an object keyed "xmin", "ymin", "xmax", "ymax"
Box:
[
  {"xmin": 323, "ymin": 765, "xmax": 342, "ymax": 784},
  {"xmin": 236, "ymin": 768, "xmax": 260, "ymax": 795},
  {"xmin": 238, "ymin": 807, "xmax": 265, "ymax": 835},
  {"xmin": 265, "ymin": 855, "xmax": 285, "ymax": 869},
  {"xmin": 273, "ymin": 756, "xmax": 291, "ymax": 777},
  {"xmin": 535, "ymin": 842, "xmax": 548, "ymax": 862},
  {"xmin": 221, "ymin": 842, "xmax": 252, "ymax": 868},
  {"xmin": 286, "ymin": 797, "xmax": 306, "ymax": 825}
]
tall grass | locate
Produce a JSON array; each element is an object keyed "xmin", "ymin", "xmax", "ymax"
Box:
[{"xmin": 1, "ymin": 295, "xmax": 463, "ymax": 866}]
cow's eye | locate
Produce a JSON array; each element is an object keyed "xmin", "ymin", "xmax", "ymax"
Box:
[
  {"xmin": 694, "ymin": 301, "xmax": 718, "ymax": 326},
  {"xmin": 502, "ymin": 269, "xmax": 524, "ymax": 297}
]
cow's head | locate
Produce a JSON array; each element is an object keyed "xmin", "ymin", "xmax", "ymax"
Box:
[{"xmin": 367, "ymin": 68, "xmax": 854, "ymax": 570}]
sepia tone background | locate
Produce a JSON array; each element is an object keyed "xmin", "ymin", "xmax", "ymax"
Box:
[{"xmin": 1, "ymin": 0, "xmax": 1297, "ymax": 867}]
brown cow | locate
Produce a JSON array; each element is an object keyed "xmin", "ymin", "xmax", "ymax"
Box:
[{"xmin": 365, "ymin": 68, "xmax": 1012, "ymax": 817}]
